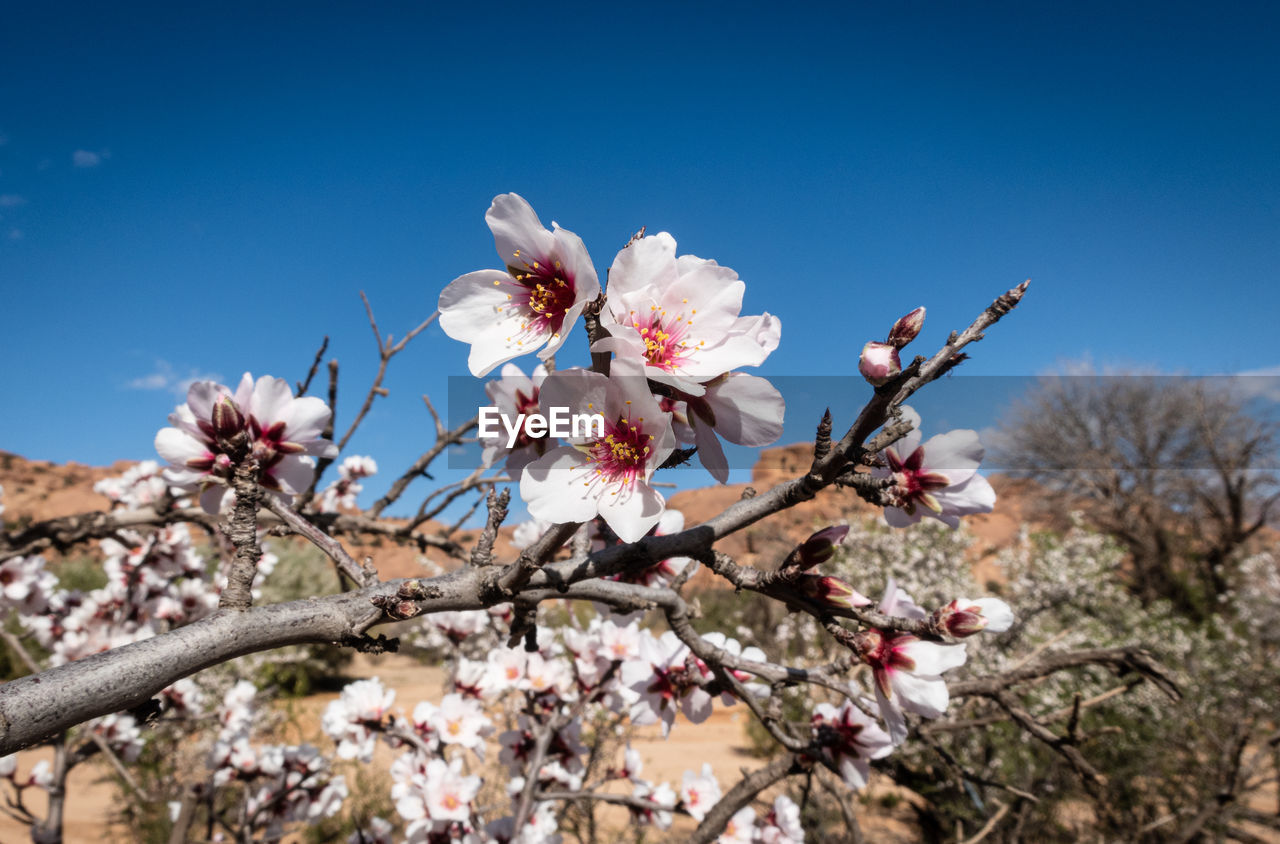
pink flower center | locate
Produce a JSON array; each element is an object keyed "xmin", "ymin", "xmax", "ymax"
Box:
[
  {"xmin": 505, "ymin": 388, "xmax": 544, "ymax": 451},
  {"xmin": 587, "ymin": 414, "xmax": 654, "ymax": 486},
  {"xmin": 629, "ymin": 307, "xmax": 701, "ymax": 371},
  {"xmin": 885, "ymin": 445, "xmax": 951, "ymax": 514},
  {"xmin": 508, "ymin": 259, "xmax": 577, "ymax": 335}
]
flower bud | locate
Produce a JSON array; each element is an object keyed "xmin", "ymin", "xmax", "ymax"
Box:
[
  {"xmin": 791, "ymin": 525, "xmax": 850, "ymax": 570},
  {"xmin": 859, "ymin": 342, "xmax": 901, "ymax": 386},
  {"xmin": 936, "ymin": 600, "xmax": 988, "ymax": 637},
  {"xmin": 211, "ymin": 395, "xmax": 246, "ymax": 438},
  {"xmin": 798, "ymin": 575, "xmax": 873, "ymax": 608},
  {"xmin": 935, "ymin": 597, "xmax": 1014, "ymax": 637},
  {"xmin": 887, "ymin": 306, "xmax": 925, "ymax": 348}
]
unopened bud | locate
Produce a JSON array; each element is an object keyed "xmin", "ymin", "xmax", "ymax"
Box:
[
  {"xmin": 798, "ymin": 575, "xmax": 872, "ymax": 608},
  {"xmin": 887, "ymin": 306, "xmax": 926, "ymax": 348},
  {"xmin": 859, "ymin": 342, "xmax": 901, "ymax": 386},
  {"xmin": 937, "ymin": 600, "xmax": 989, "ymax": 637},
  {"xmin": 211, "ymin": 395, "xmax": 246, "ymax": 438},
  {"xmin": 213, "ymin": 453, "xmax": 233, "ymax": 474},
  {"xmin": 791, "ymin": 525, "xmax": 850, "ymax": 570},
  {"xmin": 936, "ymin": 597, "xmax": 1014, "ymax": 635}
]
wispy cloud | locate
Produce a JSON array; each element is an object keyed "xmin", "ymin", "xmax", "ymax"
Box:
[
  {"xmin": 72, "ymin": 149, "xmax": 108, "ymax": 168},
  {"xmin": 126, "ymin": 360, "xmax": 223, "ymax": 397},
  {"xmin": 7, "ymin": 229, "xmax": 22, "ymax": 241},
  {"xmin": 0, "ymin": 194, "xmax": 26, "ymax": 207}
]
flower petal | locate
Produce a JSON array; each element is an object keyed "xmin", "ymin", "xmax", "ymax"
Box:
[
  {"xmin": 520, "ymin": 448, "xmax": 600, "ymax": 525},
  {"xmin": 596, "ymin": 481, "xmax": 666, "ymax": 543}
]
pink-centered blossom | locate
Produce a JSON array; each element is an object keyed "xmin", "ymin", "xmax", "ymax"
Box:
[
  {"xmin": 626, "ymin": 630, "xmax": 717, "ymax": 736},
  {"xmin": 861, "ymin": 579, "xmax": 968, "ymax": 743},
  {"xmin": 679, "ymin": 763, "xmax": 722, "ymax": 822},
  {"xmin": 427, "ymin": 693, "xmax": 492, "ymax": 756},
  {"xmin": 760, "ymin": 795, "xmax": 805, "ymax": 844},
  {"xmin": 439, "ymin": 193, "xmax": 600, "ymax": 377},
  {"xmin": 719, "ymin": 807, "xmax": 756, "ymax": 844},
  {"xmin": 874, "ymin": 406, "xmax": 996, "ymax": 528},
  {"xmin": 628, "ymin": 780, "xmax": 677, "ymax": 829},
  {"xmin": 596, "ymin": 232, "xmax": 780, "ymax": 396},
  {"xmin": 155, "ymin": 373, "xmax": 337, "ymax": 513},
  {"xmin": 810, "ymin": 700, "xmax": 894, "ymax": 789},
  {"xmin": 481, "ymin": 362, "xmax": 553, "ymax": 474},
  {"xmin": 322, "ymin": 678, "xmax": 395, "ymax": 762},
  {"xmin": 317, "ymin": 455, "xmax": 377, "ymax": 513},
  {"xmin": 520, "ymin": 362, "xmax": 675, "ymax": 542}
]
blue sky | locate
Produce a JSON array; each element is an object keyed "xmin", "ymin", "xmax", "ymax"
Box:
[{"xmin": 1, "ymin": 1, "xmax": 1277, "ymax": 515}]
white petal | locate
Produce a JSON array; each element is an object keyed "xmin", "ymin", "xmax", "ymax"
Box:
[
  {"xmin": 891, "ymin": 671, "xmax": 950, "ymax": 719},
  {"xmin": 520, "ymin": 448, "xmax": 600, "ymax": 525},
  {"xmin": 596, "ymin": 481, "xmax": 666, "ymax": 543},
  {"xmin": 892, "ymin": 406, "xmax": 924, "ymax": 458},
  {"xmin": 155, "ymin": 427, "xmax": 208, "ymax": 466},
  {"xmin": 186, "ymin": 381, "xmax": 229, "ymax": 421},
  {"xmin": 874, "ymin": 685, "xmax": 909, "ymax": 745},
  {"xmin": 897, "ymin": 639, "xmax": 967, "ymax": 675},
  {"xmin": 682, "ymin": 688, "xmax": 713, "ymax": 724},
  {"xmin": 270, "ymin": 455, "xmax": 316, "ymax": 495},
  {"xmin": 882, "ymin": 505, "xmax": 920, "ymax": 528},
  {"xmin": 250, "ymin": 376, "xmax": 295, "ymax": 427},
  {"xmin": 692, "ymin": 416, "xmax": 730, "ymax": 484},
  {"xmin": 839, "ymin": 756, "xmax": 870, "ymax": 790},
  {"xmin": 933, "ymin": 474, "xmax": 996, "ymax": 516},
  {"xmin": 551, "ymin": 223, "xmax": 600, "ymax": 299},
  {"xmin": 487, "ymin": 193, "xmax": 555, "ymax": 268},
  {"xmin": 920, "ymin": 428, "xmax": 984, "ymax": 485},
  {"xmin": 972, "ymin": 598, "xmax": 1014, "ymax": 632},
  {"xmin": 703, "ymin": 373, "xmax": 784, "ymax": 447},
  {"xmin": 280, "ymin": 395, "xmax": 332, "ymax": 443},
  {"xmin": 605, "ymin": 233, "xmax": 678, "ymax": 301}
]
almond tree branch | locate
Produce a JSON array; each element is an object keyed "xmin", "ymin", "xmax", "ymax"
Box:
[{"xmin": 261, "ymin": 494, "xmax": 377, "ymax": 587}]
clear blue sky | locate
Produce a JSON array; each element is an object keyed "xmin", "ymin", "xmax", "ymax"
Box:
[{"xmin": 2, "ymin": 1, "xmax": 1278, "ymax": 515}]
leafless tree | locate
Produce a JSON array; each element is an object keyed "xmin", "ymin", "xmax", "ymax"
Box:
[{"xmin": 997, "ymin": 373, "xmax": 1280, "ymax": 615}]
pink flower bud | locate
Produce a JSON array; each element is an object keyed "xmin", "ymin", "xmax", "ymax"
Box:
[
  {"xmin": 791, "ymin": 525, "xmax": 850, "ymax": 570},
  {"xmin": 798, "ymin": 575, "xmax": 873, "ymax": 608},
  {"xmin": 859, "ymin": 342, "xmax": 901, "ymax": 386},
  {"xmin": 213, "ymin": 454, "xmax": 233, "ymax": 473},
  {"xmin": 887, "ymin": 307, "xmax": 925, "ymax": 348},
  {"xmin": 938, "ymin": 601, "xmax": 988, "ymax": 637},
  {"xmin": 211, "ymin": 395, "xmax": 246, "ymax": 438},
  {"xmin": 934, "ymin": 597, "xmax": 1014, "ymax": 636}
]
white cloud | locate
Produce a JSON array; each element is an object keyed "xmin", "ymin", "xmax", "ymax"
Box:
[
  {"xmin": 7, "ymin": 229, "xmax": 22, "ymax": 241},
  {"xmin": 127, "ymin": 360, "xmax": 223, "ymax": 396},
  {"xmin": 0, "ymin": 194, "xmax": 26, "ymax": 207},
  {"xmin": 73, "ymin": 149, "xmax": 109, "ymax": 168}
]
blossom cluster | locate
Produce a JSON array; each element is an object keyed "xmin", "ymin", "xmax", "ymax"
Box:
[
  {"xmin": 440, "ymin": 194, "xmax": 784, "ymax": 540},
  {"xmin": 211, "ymin": 680, "xmax": 348, "ymax": 838},
  {"xmin": 154, "ymin": 372, "xmax": 338, "ymax": 513},
  {"xmin": 317, "ymin": 455, "xmax": 379, "ymax": 513}
]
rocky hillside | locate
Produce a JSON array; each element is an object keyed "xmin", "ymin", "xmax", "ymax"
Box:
[{"xmin": 0, "ymin": 446, "xmax": 1037, "ymax": 584}]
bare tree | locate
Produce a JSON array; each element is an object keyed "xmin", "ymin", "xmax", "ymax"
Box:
[{"xmin": 997, "ymin": 374, "xmax": 1280, "ymax": 616}]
